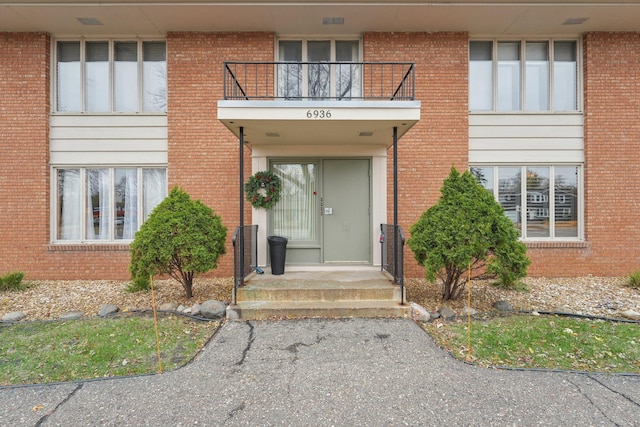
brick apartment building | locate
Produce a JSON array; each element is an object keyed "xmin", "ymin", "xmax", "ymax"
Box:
[{"xmin": 0, "ymin": 1, "xmax": 639, "ymax": 281}]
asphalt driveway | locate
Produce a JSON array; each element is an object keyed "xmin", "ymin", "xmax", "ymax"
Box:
[{"xmin": 1, "ymin": 318, "xmax": 639, "ymax": 426}]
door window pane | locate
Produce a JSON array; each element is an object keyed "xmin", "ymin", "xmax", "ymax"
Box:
[
  {"xmin": 115, "ymin": 169, "xmax": 138, "ymax": 240},
  {"xmin": 498, "ymin": 167, "xmax": 522, "ymax": 235},
  {"xmin": 272, "ymin": 163, "xmax": 318, "ymax": 241},
  {"xmin": 497, "ymin": 42, "xmax": 521, "ymax": 111},
  {"xmin": 278, "ymin": 41, "xmax": 302, "ymax": 98},
  {"xmin": 307, "ymin": 41, "xmax": 330, "ymax": 99},
  {"xmin": 86, "ymin": 169, "xmax": 110, "ymax": 240},
  {"xmin": 57, "ymin": 169, "xmax": 81, "ymax": 240},
  {"xmin": 143, "ymin": 41, "xmax": 167, "ymax": 112},
  {"xmin": 56, "ymin": 42, "xmax": 81, "ymax": 112},
  {"xmin": 526, "ymin": 167, "xmax": 550, "ymax": 238},
  {"xmin": 469, "ymin": 41, "xmax": 493, "ymax": 111},
  {"xmin": 525, "ymin": 42, "xmax": 549, "ymax": 111},
  {"xmin": 554, "ymin": 41, "xmax": 578, "ymax": 111},
  {"xmin": 85, "ymin": 42, "xmax": 110, "ymax": 112},
  {"xmin": 555, "ymin": 166, "xmax": 578, "ymax": 238},
  {"xmin": 114, "ymin": 42, "xmax": 138, "ymax": 112}
]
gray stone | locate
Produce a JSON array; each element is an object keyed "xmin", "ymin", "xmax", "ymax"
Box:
[
  {"xmin": 461, "ymin": 306, "xmax": 477, "ymax": 316},
  {"xmin": 438, "ymin": 306, "xmax": 456, "ymax": 319},
  {"xmin": 620, "ymin": 309, "xmax": 640, "ymax": 321},
  {"xmin": 2, "ymin": 311, "xmax": 26, "ymax": 322},
  {"xmin": 159, "ymin": 302, "xmax": 179, "ymax": 311},
  {"xmin": 409, "ymin": 302, "xmax": 431, "ymax": 322},
  {"xmin": 225, "ymin": 304, "xmax": 241, "ymax": 321},
  {"xmin": 59, "ymin": 310, "xmax": 83, "ymax": 320},
  {"xmin": 177, "ymin": 305, "xmax": 186, "ymax": 313},
  {"xmin": 429, "ymin": 311, "xmax": 441, "ymax": 319},
  {"xmin": 201, "ymin": 300, "xmax": 226, "ymax": 319},
  {"xmin": 553, "ymin": 305, "xmax": 574, "ymax": 314},
  {"xmin": 98, "ymin": 304, "xmax": 119, "ymax": 316},
  {"xmin": 191, "ymin": 303, "xmax": 202, "ymax": 316},
  {"xmin": 493, "ymin": 300, "xmax": 513, "ymax": 312}
]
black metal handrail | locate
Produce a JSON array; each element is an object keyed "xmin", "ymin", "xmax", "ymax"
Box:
[
  {"xmin": 380, "ymin": 224, "xmax": 406, "ymax": 305},
  {"xmin": 223, "ymin": 61, "xmax": 415, "ymax": 101},
  {"xmin": 232, "ymin": 224, "xmax": 258, "ymax": 304}
]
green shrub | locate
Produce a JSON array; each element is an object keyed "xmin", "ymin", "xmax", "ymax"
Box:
[
  {"xmin": 125, "ymin": 275, "xmax": 151, "ymax": 293},
  {"xmin": 626, "ymin": 271, "xmax": 640, "ymax": 289},
  {"xmin": 130, "ymin": 187, "xmax": 227, "ymax": 299},
  {"xmin": 408, "ymin": 167, "xmax": 530, "ymax": 300},
  {"xmin": 0, "ymin": 271, "xmax": 26, "ymax": 292}
]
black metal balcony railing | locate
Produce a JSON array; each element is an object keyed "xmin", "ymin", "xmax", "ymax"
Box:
[
  {"xmin": 380, "ymin": 224, "xmax": 405, "ymax": 305},
  {"xmin": 224, "ymin": 62, "xmax": 415, "ymax": 101}
]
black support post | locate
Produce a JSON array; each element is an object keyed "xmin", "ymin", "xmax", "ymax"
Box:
[
  {"xmin": 237, "ymin": 126, "xmax": 245, "ymax": 305},
  {"xmin": 393, "ymin": 126, "xmax": 398, "ymax": 283}
]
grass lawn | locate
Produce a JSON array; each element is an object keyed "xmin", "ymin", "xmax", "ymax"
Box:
[
  {"xmin": 423, "ymin": 314, "xmax": 640, "ymax": 373},
  {"xmin": 0, "ymin": 314, "xmax": 220, "ymax": 386}
]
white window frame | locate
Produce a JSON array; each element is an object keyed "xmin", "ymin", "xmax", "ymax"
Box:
[
  {"xmin": 470, "ymin": 164, "xmax": 584, "ymax": 241},
  {"xmin": 52, "ymin": 38, "xmax": 167, "ymax": 114},
  {"xmin": 52, "ymin": 166, "xmax": 167, "ymax": 243},
  {"xmin": 276, "ymin": 36, "xmax": 363, "ymax": 99},
  {"xmin": 469, "ymin": 38, "xmax": 582, "ymax": 113}
]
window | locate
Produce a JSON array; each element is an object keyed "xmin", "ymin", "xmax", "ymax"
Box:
[
  {"xmin": 471, "ymin": 165, "xmax": 581, "ymax": 240},
  {"xmin": 277, "ymin": 39, "xmax": 361, "ymax": 99},
  {"xmin": 55, "ymin": 167, "xmax": 167, "ymax": 242},
  {"xmin": 56, "ymin": 40, "xmax": 166, "ymax": 113},
  {"xmin": 271, "ymin": 162, "xmax": 318, "ymax": 241},
  {"xmin": 469, "ymin": 39, "xmax": 578, "ymax": 112}
]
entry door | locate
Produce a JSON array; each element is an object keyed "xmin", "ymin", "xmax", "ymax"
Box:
[{"xmin": 322, "ymin": 159, "xmax": 370, "ymax": 263}]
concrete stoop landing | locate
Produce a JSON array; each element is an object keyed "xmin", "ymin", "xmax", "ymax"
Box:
[{"xmin": 228, "ymin": 268, "xmax": 409, "ymax": 320}]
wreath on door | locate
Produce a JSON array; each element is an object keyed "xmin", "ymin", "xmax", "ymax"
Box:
[{"xmin": 244, "ymin": 170, "xmax": 282, "ymax": 210}]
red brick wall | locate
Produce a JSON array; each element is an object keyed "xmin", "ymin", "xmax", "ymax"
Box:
[
  {"xmin": 364, "ymin": 33, "xmax": 469, "ymax": 278},
  {"xmin": 0, "ymin": 33, "xmax": 52, "ymax": 279},
  {"xmin": 167, "ymin": 32, "xmax": 274, "ymax": 276}
]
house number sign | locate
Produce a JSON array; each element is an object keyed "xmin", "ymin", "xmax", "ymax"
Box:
[{"xmin": 306, "ymin": 109, "xmax": 332, "ymax": 119}]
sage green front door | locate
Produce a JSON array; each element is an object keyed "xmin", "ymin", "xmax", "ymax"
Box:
[{"xmin": 322, "ymin": 159, "xmax": 371, "ymax": 263}]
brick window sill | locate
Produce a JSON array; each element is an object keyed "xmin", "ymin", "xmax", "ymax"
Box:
[
  {"xmin": 46, "ymin": 244, "xmax": 131, "ymax": 252},
  {"xmin": 524, "ymin": 241, "xmax": 589, "ymax": 249}
]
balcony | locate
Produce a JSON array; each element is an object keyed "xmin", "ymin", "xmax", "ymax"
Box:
[{"xmin": 218, "ymin": 62, "xmax": 421, "ymax": 146}]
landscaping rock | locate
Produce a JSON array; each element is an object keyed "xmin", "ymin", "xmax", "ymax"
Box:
[
  {"xmin": 98, "ymin": 304, "xmax": 119, "ymax": 316},
  {"xmin": 59, "ymin": 310, "xmax": 83, "ymax": 320},
  {"xmin": 438, "ymin": 306, "xmax": 456, "ymax": 319},
  {"xmin": 226, "ymin": 304, "xmax": 241, "ymax": 321},
  {"xmin": 462, "ymin": 306, "xmax": 478, "ymax": 316},
  {"xmin": 2, "ymin": 311, "xmax": 26, "ymax": 322},
  {"xmin": 429, "ymin": 311, "xmax": 441, "ymax": 319},
  {"xmin": 201, "ymin": 300, "xmax": 226, "ymax": 319},
  {"xmin": 553, "ymin": 305, "xmax": 574, "ymax": 314},
  {"xmin": 159, "ymin": 302, "xmax": 179, "ymax": 311},
  {"xmin": 191, "ymin": 303, "xmax": 202, "ymax": 316},
  {"xmin": 620, "ymin": 309, "xmax": 640, "ymax": 321},
  {"xmin": 493, "ymin": 300, "xmax": 513, "ymax": 312},
  {"xmin": 409, "ymin": 302, "xmax": 431, "ymax": 322},
  {"xmin": 177, "ymin": 305, "xmax": 186, "ymax": 313}
]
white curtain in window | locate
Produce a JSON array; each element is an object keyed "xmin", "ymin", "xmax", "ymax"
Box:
[
  {"xmin": 86, "ymin": 169, "xmax": 110, "ymax": 240},
  {"xmin": 58, "ymin": 169, "xmax": 81, "ymax": 240},
  {"xmin": 117, "ymin": 169, "xmax": 138, "ymax": 240},
  {"xmin": 143, "ymin": 169, "xmax": 167, "ymax": 219},
  {"xmin": 272, "ymin": 164, "xmax": 317, "ymax": 241}
]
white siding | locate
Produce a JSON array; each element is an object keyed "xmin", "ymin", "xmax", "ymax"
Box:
[
  {"xmin": 469, "ymin": 113, "xmax": 583, "ymax": 163},
  {"xmin": 50, "ymin": 115, "xmax": 167, "ymax": 165}
]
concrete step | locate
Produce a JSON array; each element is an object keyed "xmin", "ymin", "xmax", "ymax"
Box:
[
  {"xmin": 229, "ymin": 300, "xmax": 410, "ymax": 320},
  {"xmin": 237, "ymin": 280, "xmax": 402, "ymax": 302}
]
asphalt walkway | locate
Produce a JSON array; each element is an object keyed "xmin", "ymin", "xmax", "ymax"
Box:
[{"xmin": 1, "ymin": 318, "xmax": 639, "ymax": 426}]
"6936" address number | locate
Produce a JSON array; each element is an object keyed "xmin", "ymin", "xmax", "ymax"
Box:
[{"xmin": 306, "ymin": 109, "xmax": 332, "ymax": 119}]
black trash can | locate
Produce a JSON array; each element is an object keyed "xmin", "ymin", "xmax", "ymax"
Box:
[{"xmin": 267, "ymin": 236, "xmax": 288, "ymax": 275}]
